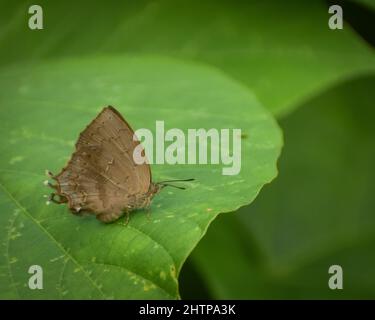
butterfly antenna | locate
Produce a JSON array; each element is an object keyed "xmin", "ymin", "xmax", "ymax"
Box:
[
  {"xmin": 158, "ymin": 178, "xmax": 195, "ymax": 183},
  {"xmin": 160, "ymin": 183, "xmax": 186, "ymax": 190},
  {"xmin": 157, "ymin": 178, "xmax": 195, "ymax": 190}
]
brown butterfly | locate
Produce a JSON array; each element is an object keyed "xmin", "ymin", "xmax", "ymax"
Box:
[{"xmin": 44, "ymin": 106, "xmax": 193, "ymax": 223}]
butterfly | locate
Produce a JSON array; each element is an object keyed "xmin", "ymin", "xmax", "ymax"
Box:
[{"xmin": 44, "ymin": 106, "xmax": 193, "ymax": 223}]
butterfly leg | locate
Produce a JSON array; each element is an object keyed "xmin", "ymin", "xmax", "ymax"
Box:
[
  {"xmin": 145, "ymin": 206, "xmax": 152, "ymax": 221},
  {"xmin": 124, "ymin": 209, "xmax": 130, "ymax": 226}
]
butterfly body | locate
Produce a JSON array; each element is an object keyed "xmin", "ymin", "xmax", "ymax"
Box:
[
  {"xmin": 94, "ymin": 182, "xmax": 164, "ymax": 222},
  {"xmin": 95, "ymin": 182, "xmax": 163, "ymax": 223}
]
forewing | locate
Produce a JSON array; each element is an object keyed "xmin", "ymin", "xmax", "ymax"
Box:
[{"xmin": 55, "ymin": 106, "xmax": 151, "ymax": 216}]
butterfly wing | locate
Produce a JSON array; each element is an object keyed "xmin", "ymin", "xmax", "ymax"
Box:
[{"xmin": 54, "ymin": 106, "xmax": 151, "ymax": 221}]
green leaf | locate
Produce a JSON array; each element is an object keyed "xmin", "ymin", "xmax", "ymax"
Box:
[
  {"xmin": 0, "ymin": 55, "xmax": 282, "ymax": 299},
  {"xmin": 1, "ymin": 0, "xmax": 374, "ymax": 116},
  {"xmin": 185, "ymin": 75, "xmax": 375, "ymax": 299}
]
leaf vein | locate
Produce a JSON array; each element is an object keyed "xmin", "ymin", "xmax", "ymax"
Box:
[{"xmin": 0, "ymin": 180, "xmax": 106, "ymax": 299}]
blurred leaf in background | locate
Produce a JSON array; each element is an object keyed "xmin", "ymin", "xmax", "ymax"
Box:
[
  {"xmin": 349, "ymin": 0, "xmax": 375, "ymax": 10},
  {"xmin": 1, "ymin": 0, "xmax": 374, "ymax": 116},
  {"xmin": 184, "ymin": 75, "xmax": 375, "ymax": 299},
  {"xmin": 179, "ymin": 0, "xmax": 375, "ymax": 300}
]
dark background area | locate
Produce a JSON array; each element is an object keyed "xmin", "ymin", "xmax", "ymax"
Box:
[{"xmin": 179, "ymin": 0, "xmax": 375, "ymax": 299}]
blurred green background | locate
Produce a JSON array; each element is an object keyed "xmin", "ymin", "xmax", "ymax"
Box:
[
  {"xmin": 180, "ymin": 75, "xmax": 375, "ymax": 299},
  {"xmin": 1, "ymin": 0, "xmax": 375, "ymax": 299}
]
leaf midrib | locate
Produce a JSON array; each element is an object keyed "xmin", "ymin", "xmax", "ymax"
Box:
[
  {"xmin": 0, "ymin": 172, "xmax": 178, "ymax": 299},
  {"xmin": 0, "ymin": 180, "xmax": 106, "ymax": 299}
]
